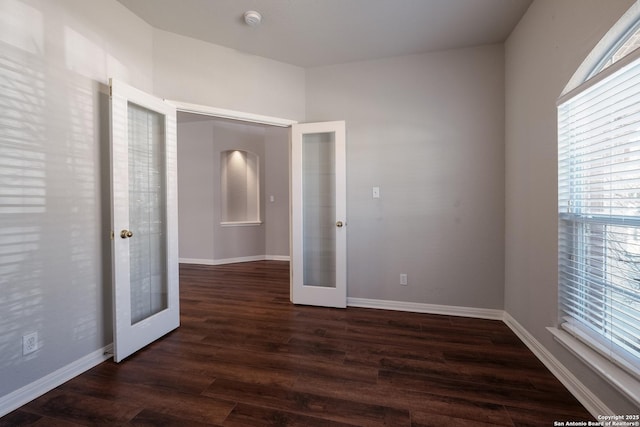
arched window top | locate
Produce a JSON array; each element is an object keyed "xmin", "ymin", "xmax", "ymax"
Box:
[
  {"xmin": 590, "ymin": 20, "xmax": 640, "ymax": 77},
  {"xmin": 560, "ymin": 2, "xmax": 640, "ymax": 99}
]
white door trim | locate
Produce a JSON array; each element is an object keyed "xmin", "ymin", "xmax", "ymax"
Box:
[{"xmin": 166, "ymin": 100, "xmax": 298, "ymax": 127}]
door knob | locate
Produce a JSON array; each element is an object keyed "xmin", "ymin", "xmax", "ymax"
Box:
[
  {"xmin": 336, "ymin": 221, "xmax": 344, "ymax": 228},
  {"xmin": 120, "ymin": 229, "xmax": 133, "ymax": 239}
]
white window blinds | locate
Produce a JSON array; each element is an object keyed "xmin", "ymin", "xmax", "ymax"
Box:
[{"xmin": 558, "ymin": 53, "xmax": 640, "ymax": 379}]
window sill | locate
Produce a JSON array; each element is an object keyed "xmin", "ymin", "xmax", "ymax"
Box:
[
  {"xmin": 548, "ymin": 327, "xmax": 640, "ymax": 408},
  {"xmin": 220, "ymin": 221, "xmax": 263, "ymax": 227}
]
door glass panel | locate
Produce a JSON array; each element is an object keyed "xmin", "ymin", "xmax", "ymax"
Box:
[
  {"xmin": 302, "ymin": 132, "xmax": 336, "ymax": 288},
  {"xmin": 128, "ymin": 102, "xmax": 168, "ymax": 324}
]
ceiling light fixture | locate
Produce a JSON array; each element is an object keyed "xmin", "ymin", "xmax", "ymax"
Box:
[{"xmin": 244, "ymin": 10, "xmax": 262, "ymax": 27}]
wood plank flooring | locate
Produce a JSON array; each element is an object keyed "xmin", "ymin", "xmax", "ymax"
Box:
[{"xmin": 2, "ymin": 261, "xmax": 593, "ymax": 426}]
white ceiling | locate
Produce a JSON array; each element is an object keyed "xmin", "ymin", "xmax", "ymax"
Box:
[{"xmin": 117, "ymin": 0, "xmax": 532, "ymax": 68}]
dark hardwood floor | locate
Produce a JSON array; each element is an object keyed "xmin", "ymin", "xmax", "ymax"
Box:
[{"xmin": 2, "ymin": 261, "xmax": 593, "ymax": 426}]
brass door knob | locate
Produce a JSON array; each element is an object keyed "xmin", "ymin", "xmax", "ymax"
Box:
[
  {"xmin": 336, "ymin": 221, "xmax": 344, "ymax": 228},
  {"xmin": 120, "ymin": 229, "xmax": 133, "ymax": 239}
]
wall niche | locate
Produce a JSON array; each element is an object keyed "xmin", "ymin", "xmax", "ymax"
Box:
[{"xmin": 220, "ymin": 149, "xmax": 260, "ymax": 224}]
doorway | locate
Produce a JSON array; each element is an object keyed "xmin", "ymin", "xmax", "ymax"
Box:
[{"xmin": 176, "ymin": 112, "xmax": 290, "ymax": 266}]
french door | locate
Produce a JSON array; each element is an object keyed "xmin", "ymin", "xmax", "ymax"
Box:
[
  {"xmin": 291, "ymin": 121, "xmax": 347, "ymax": 308},
  {"xmin": 109, "ymin": 79, "xmax": 179, "ymax": 362}
]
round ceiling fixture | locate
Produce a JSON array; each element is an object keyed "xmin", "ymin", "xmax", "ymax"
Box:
[{"xmin": 244, "ymin": 10, "xmax": 262, "ymax": 27}]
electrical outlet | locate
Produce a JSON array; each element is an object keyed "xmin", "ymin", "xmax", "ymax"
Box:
[
  {"xmin": 400, "ymin": 273, "xmax": 408, "ymax": 286},
  {"xmin": 23, "ymin": 332, "xmax": 38, "ymax": 355}
]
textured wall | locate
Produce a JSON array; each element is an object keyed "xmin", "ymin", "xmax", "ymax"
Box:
[
  {"xmin": 0, "ymin": 0, "xmax": 303, "ymax": 405},
  {"xmin": 0, "ymin": 0, "xmax": 153, "ymax": 397}
]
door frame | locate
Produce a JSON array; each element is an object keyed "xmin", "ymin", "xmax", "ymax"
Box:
[
  {"xmin": 169, "ymin": 100, "xmax": 297, "ymax": 128},
  {"xmin": 169, "ymin": 99, "xmax": 295, "ymax": 296},
  {"xmin": 167, "ymin": 99, "xmax": 347, "ymax": 308}
]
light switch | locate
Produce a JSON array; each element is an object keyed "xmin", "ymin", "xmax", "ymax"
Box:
[
  {"xmin": 372, "ymin": 186, "xmax": 380, "ymax": 199},
  {"xmin": 269, "ymin": 195, "xmax": 275, "ymax": 202}
]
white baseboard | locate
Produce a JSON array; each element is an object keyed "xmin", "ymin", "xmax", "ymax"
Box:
[
  {"xmin": 347, "ymin": 297, "xmax": 504, "ymax": 320},
  {"xmin": 0, "ymin": 344, "xmax": 113, "ymax": 417},
  {"xmin": 179, "ymin": 255, "xmax": 290, "ymax": 265},
  {"xmin": 265, "ymin": 255, "xmax": 290, "ymax": 262},
  {"xmin": 502, "ymin": 313, "xmax": 611, "ymax": 417}
]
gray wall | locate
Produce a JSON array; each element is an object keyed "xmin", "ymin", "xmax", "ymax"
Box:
[
  {"xmin": 306, "ymin": 45, "xmax": 505, "ymax": 309},
  {"xmin": 0, "ymin": 0, "xmax": 304, "ymax": 404},
  {"xmin": 152, "ymin": 29, "xmax": 306, "ymax": 122},
  {"xmin": 505, "ymin": 0, "xmax": 636, "ymax": 413},
  {"xmin": 0, "ymin": 0, "xmax": 153, "ymax": 398},
  {"xmin": 0, "ymin": 1, "xmax": 152, "ymax": 396},
  {"xmin": 177, "ymin": 115, "xmax": 290, "ymax": 263},
  {"xmin": 264, "ymin": 126, "xmax": 291, "ymax": 257},
  {"xmin": 176, "ymin": 118, "xmax": 215, "ymax": 261}
]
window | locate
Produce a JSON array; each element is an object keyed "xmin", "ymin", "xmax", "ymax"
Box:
[
  {"xmin": 558, "ymin": 32, "xmax": 640, "ymax": 380},
  {"xmin": 591, "ymin": 21, "xmax": 640, "ymax": 77}
]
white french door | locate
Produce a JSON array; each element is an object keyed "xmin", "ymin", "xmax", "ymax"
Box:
[
  {"xmin": 109, "ymin": 79, "xmax": 179, "ymax": 362},
  {"xmin": 291, "ymin": 121, "xmax": 347, "ymax": 308}
]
